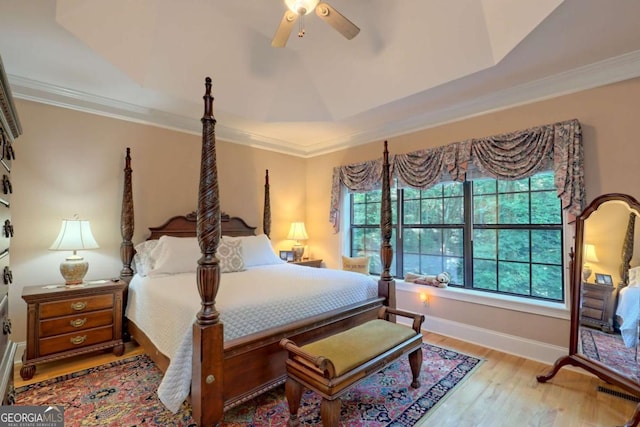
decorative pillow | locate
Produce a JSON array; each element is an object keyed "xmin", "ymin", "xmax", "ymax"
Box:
[
  {"xmin": 223, "ymin": 234, "xmax": 283, "ymax": 268},
  {"xmin": 218, "ymin": 239, "xmax": 245, "ymax": 273},
  {"xmin": 342, "ymin": 255, "xmax": 370, "ymax": 275},
  {"xmin": 148, "ymin": 236, "xmax": 200, "ymax": 276},
  {"xmin": 133, "ymin": 239, "xmax": 159, "ymax": 276}
]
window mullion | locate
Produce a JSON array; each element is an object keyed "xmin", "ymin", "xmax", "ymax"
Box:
[
  {"xmin": 396, "ymin": 188, "xmax": 403, "ymax": 277},
  {"xmin": 463, "ymin": 181, "xmax": 474, "ymax": 289}
]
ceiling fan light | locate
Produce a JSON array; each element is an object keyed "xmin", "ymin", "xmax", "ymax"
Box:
[{"xmin": 285, "ymin": 0, "xmax": 319, "ymax": 15}]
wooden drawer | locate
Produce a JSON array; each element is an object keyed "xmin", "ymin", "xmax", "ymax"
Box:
[
  {"xmin": 583, "ymin": 296, "xmax": 604, "ymax": 310},
  {"xmin": 39, "ymin": 309, "xmax": 113, "ymax": 338},
  {"xmin": 0, "ymin": 295, "xmax": 8, "ymax": 361},
  {"xmin": 39, "ymin": 294, "xmax": 114, "ymax": 319},
  {"xmin": 39, "ymin": 326, "xmax": 114, "ymax": 356},
  {"xmin": 583, "ymin": 307, "xmax": 604, "ymax": 321},
  {"xmin": 0, "ymin": 253, "xmax": 8, "ymax": 301}
]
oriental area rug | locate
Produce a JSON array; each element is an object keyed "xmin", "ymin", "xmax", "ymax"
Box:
[
  {"xmin": 580, "ymin": 327, "xmax": 639, "ymax": 382},
  {"xmin": 15, "ymin": 343, "xmax": 482, "ymax": 427}
]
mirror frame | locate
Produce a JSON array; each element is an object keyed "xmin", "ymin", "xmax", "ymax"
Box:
[{"xmin": 537, "ymin": 193, "xmax": 640, "ymax": 427}]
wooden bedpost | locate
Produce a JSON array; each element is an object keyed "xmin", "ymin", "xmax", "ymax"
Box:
[
  {"xmin": 264, "ymin": 169, "xmax": 271, "ymax": 237},
  {"xmin": 379, "ymin": 140, "xmax": 396, "ymax": 309},
  {"xmin": 620, "ymin": 212, "xmax": 635, "ymax": 286},
  {"xmin": 120, "ymin": 147, "xmax": 134, "ymax": 283},
  {"xmin": 192, "ymin": 77, "xmax": 225, "ymax": 426}
]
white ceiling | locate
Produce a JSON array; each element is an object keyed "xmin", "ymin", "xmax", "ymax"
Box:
[{"xmin": 2, "ymin": 0, "xmax": 640, "ymax": 157}]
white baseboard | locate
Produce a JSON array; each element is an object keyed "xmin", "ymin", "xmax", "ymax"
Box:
[
  {"xmin": 398, "ymin": 314, "xmax": 568, "ymax": 367},
  {"xmin": 14, "ymin": 341, "xmax": 25, "ymax": 365}
]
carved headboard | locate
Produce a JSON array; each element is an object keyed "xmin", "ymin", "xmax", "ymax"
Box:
[{"xmin": 147, "ymin": 212, "xmax": 256, "ymax": 241}]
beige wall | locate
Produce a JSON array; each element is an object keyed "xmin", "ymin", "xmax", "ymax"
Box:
[
  {"xmin": 307, "ymin": 77, "xmax": 640, "ymax": 350},
  {"xmin": 9, "ymin": 76, "xmax": 640, "ymax": 354},
  {"xmin": 10, "ymin": 99, "xmax": 306, "ymax": 342}
]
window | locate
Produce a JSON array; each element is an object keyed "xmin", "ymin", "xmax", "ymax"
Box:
[{"xmin": 350, "ymin": 171, "xmax": 564, "ymax": 302}]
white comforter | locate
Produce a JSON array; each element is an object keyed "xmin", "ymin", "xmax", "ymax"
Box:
[
  {"xmin": 616, "ymin": 285, "xmax": 640, "ymax": 348},
  {"xmin": 125, "ymin": 263, "xmax": 378, "ymax": 412}
]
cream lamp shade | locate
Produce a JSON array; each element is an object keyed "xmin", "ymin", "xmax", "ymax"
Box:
[
  {"xmin": 582, "ymin": 244, "xmax": 599, "ymax": 282},
  {"xmin": 287, "ymin": 222, "xmax": 308, "ymax": 262},
  {"xmin": 49, "ymin": 216, "xmax": 99, "ymax": 285}
]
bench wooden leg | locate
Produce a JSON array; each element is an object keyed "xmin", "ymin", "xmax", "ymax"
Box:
[
  {"xmin": 320, "ymin": 398, "xmax": 341, "ymax": 427},
  {"xmin": 409, "ymin": 347, "xmax": 423, "ymax": 388},
  {"xmin": 285, "ymin": 378, "xmax": 303, "ymax": 427}
]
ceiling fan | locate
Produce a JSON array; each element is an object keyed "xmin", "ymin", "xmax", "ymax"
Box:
[{"xmin": 271, "ymin": 0, "xmax": 360, "ymax": 48}]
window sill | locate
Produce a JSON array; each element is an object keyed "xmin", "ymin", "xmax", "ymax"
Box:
[{"xmin": 393, "ymin": 279, "xmax": 570, "ymax": 320}]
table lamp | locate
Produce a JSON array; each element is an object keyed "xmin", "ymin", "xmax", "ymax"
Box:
[
  {"xmin": 582, "ymin": 243, "xmax": 599, "ymax": 282},
  {"xmin": 287, "ymin": 222, "xmax": 308, "ymax": 262},
  {"xmin": 49, "ymin": 215, "xmax": 99, "ymax": 285}
]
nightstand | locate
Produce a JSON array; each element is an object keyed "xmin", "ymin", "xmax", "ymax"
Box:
[
  {"xmin": 580, "ymin": 282, "xmax": 614, "ymax": 332},
  {"xmin": 20, "ymin": 279, "xmax": 126, "ymax": 380},
  {"xmin": 292, "ymin": 259, "xmax": 323, "ymax": 268}
]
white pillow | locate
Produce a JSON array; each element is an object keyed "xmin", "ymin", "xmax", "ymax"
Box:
[
  {"xmin": 218, "ymin": 239, "xmax": 245, "ymax": 273},
  {"xmin": 223, "ymin": 234, "xmax": 283, "ymax": 268},
  {"xmin": 133, "ymin": 239, "xmax": 159, "ymax": 277},
  {"xmin": 148, "ymin": 236, "xmax": 200, "ymax": 276},
  {"xmin": 629, "ymin": 266, "xmax": 640, "ymax": 287}
]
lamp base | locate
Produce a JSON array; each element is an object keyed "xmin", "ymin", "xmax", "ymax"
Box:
[
  {"xmin": 60, "ymin": 255, "xmax": 88, "ymax": 285},
  {"xmin": 582, "ymin": 265, "xmax": 592, "ymax": 282},
  {"xmin": 292, "ymin": 245, "xmax": 305, "ymax": 263}
]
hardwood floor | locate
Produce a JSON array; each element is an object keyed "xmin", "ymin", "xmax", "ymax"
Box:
[
  {"xmin": 14, "ymin": 342, "xmax": 144, "ymax": 388},
  {"xmin": 422, "ymin": 333, "xmax": 638, "ymax": 427},
  {"xmin": 12, "ymin": 335, "xmax": 638, "ymax": 426}
]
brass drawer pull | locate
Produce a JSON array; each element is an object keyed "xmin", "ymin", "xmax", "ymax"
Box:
[
  {"xmin": 70, "ymin": 335, "xmax": 87, "ymax": 345},
  {"xmin": 71, "ymin": 301, "xmax": 87, "ymax": 311},
  {"xmin": 3, "ymin": 266, "xmax": 12, "ymax": 284},
  {"xmin": 70, "ymin": 318, "xmax": 87, "ymax": 328},
  {"xmin": 2, "ymin": 175, "xmax": 11, "ymax": 194},
  {"xmin": 3, "ymin": 219, "xmax": 12, "ymax": 238}
]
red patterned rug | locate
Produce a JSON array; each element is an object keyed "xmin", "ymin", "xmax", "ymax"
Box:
[
  {"xmin": 15, "ymin": 343, "xmax": 482, "ymax": 426},
  {"xmin": 580, "ymin": 327, "xmax": 639, "ymax": 382}
]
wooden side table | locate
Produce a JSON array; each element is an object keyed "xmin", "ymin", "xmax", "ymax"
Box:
[
  {"xmin": 292, "ymin": 259, "xmax": 323, "ymax": 268},
  {"xmin": 20, "ymin": 279, "xmax": 126, "ymax": 380},
  {"xmin": 580, "ymin": 282, "xmax": 614, "ymax": 332}
]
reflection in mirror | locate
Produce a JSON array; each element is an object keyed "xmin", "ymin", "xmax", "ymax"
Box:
[
  {"xmin": 581, "ymin": 199, "xmax": 640, "ymax": 383},
  {"xmin": 537, "ymin": 194, "xmax": 640, "ymax": 427}
]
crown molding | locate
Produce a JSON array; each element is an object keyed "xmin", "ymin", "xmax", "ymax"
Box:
[
  {"xmin": 9, "ymin": 49, "xmax": 640, "ymax": 158},
  {"xmin": 303, "ymin": 49, "xmax": 640, "ymax": 157}
]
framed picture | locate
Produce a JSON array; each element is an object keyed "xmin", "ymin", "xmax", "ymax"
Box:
[
  {"xmin": 595, "ymin": 273, "xmax": 613, "ymax": 286},
  {"xmin": 279, "ymin": 250, "xmax": 294, "ymax": 262}
]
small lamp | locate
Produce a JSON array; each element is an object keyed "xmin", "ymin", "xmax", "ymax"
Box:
[
  {"xmin": 49, "ymin": 215, "xmax": 99, "ymax": 285},
  {"xmin": 582, "ymin": 244, "xmax": 599, "ymax": 282},
  {"xmin": 285, "ymin": 0, "xmax": 319, "ymax": 15},
  {"xmin": 287, "ymin": 222, "xmax": 308, "ymax": 262}
]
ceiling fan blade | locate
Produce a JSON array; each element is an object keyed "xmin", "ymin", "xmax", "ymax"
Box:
[
  {"xmin": 315, "ymin": 2, "xmax": 360, "ymax": 40},
  {"xmin": 271, "ymin": 10, "xmax": 298, "ymax": 48}
]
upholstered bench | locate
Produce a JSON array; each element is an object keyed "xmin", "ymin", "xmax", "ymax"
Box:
[{"xmin": 279, "ymin": 306, "xmax": 425, "ymax": 427}]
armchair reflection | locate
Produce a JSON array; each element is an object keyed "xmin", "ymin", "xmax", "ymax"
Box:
[{"xmin": 537, "ymin": 193, "xmax": 640, "ymax": 427}]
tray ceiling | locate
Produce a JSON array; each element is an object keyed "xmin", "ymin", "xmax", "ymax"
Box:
[{"xmin": 2, "ymin": 0, "xmax": 640, "ymax": 156}]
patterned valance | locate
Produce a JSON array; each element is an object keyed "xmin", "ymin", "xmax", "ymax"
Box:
[
  {"xmin": 329, "ymin": 158, "xmax": 383, "ymax": 230},
  {"xmin": 330, "ymin": 118, "xmax": 584, "ymax": 232}
]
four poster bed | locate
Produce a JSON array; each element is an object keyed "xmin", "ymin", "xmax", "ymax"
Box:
[{"xmin": 118, "ymin": 78, "xmax": 396, "ymax": 426}]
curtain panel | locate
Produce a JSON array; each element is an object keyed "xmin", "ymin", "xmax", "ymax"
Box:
[
  {"xmin": 329, "ymin": 118, "xmax": 583, "ymax": 232},
  {"xmin": 329, "ymin": 158, "xmax": 383, "ymax": 231}
]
